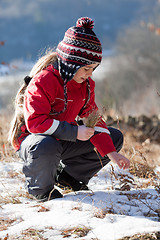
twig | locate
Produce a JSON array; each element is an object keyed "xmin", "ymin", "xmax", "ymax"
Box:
[
  {"xmin": 116, "ymin": 115, "xmax": 120, "ymax": 130},
  {"xmin": 48, "ymin": 187, "xmax": 55, "ymax": 201},
  {"xmin": 94, "ymin": 147, "xmax": 103, "ymax": 168},
  {"xmin": 84, "ymin": 110, "xmax": 102, "ymax": 128},
  {"xmin": 137, "ymin": 197, "xmax": 160, "ymax": 217}
]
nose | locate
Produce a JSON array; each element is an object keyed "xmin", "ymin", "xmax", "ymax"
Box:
[{"xmin": 86, "ymin": 69, "xmax": 93, "ymax": 78}]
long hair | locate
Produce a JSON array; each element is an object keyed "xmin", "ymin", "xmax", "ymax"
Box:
[{"xmin": 8, "ymin": 51, "xmax": 58, "ymax": 148}]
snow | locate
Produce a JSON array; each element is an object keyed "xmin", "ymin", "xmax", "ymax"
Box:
[
  {"xmin": 0, "ymin": 160, "xmax": 160, "ymax": 240},
  {"xmin": 154, "ymin": 166, "xmax": 160, "ymax": 176}
]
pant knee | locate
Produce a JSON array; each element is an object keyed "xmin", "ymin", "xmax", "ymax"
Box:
[
  {"xmin": 20, "ymin": 135, "xmax": 62, "ymax": 195},
  {"xmin": 28, "ymin": 135, "xmax": 62, "ymax": 156}
]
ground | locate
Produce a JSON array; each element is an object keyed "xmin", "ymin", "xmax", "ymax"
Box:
[{"xmin": 0, "ymin": 114, "xmax": 160, "ymax": 240}]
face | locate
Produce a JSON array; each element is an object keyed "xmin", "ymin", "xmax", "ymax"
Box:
[{"xmin": 73, "ymin": 63, "xmax": 99, "ymax": 83}]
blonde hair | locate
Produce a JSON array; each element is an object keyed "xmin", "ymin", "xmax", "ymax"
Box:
[{"xmin": 8, "ymin": 51, "xmax": 58, "ymax": 148}]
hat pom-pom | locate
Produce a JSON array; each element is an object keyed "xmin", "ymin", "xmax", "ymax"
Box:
[{"xmin": 76, "ymin": 17, "xmax": 94, "ymax": 29}]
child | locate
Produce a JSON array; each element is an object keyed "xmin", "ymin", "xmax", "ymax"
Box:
[{"xmin": 9, "ymin": 17, "xmax": 130, "ymax": 201}]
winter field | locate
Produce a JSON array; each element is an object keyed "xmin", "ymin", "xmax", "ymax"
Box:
[{"xmin": 0, "ymin": 114, "xmax": 160, "ymax": 240}]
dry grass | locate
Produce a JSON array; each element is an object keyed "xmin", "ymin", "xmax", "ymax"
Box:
[
  {"xmin": 118, "ymin": 232, "xmax": 160, "ymax": 240},
  {"xmin": 0, "ymin": 217, "xmax": 17, "ymax": 231},
  {"xmin": 61, "ymin": 225, "xmax": 91, "ymax": 238},
  {"xmin": 93, "ymin": 207, "xmax": 115, "ymax": 219},
  {"xmin": 0, "ymin": 114, "xmax": 19, "ymax": 162},
  {"xmin": 121, "ymin": 128, "xmax": 160, "ymax": 168},
  {"xmin": 84, "ymin": 110, "xmax": 102, "ymax": 128},
  {"xmin": 71, "ymin": 202, "xmax": 82, "ymax": 211},
  {"xmin": 2, "ymin": 228, "xmax": 47, "ymax": 240},
  {"xmin": 0, "ymin": 191, "xmax": 31, "ymax": 204}
]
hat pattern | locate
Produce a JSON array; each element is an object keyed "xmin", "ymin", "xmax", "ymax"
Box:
[{"xmin": 56, "ymin": 17, "xmax": 102, "ymax": 82}]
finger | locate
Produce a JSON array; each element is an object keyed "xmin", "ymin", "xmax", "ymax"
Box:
[
  {"xmin": 120, "ymin": 160, "xmax": 128, "ymax": 169},
  {"xmin": 118, "ymin": 160, "xmax": 124, "ymax": 169},
  {"xmin": 123, "ymin": 161, "xmax": 130, "ymax": 169},
  {"xmin": 87, "ymin": 131, "xmax": 94, "ymax": 137},
  {"xmin": 126, "ymin": 161, "xmax": 130, "ymax": 169},
  {"xmin": 87, "ymin": 129, "xmax": 94, "ymax": 134},
  {"xmin": 125, "ymin": 159, "xmax": 130, "ymax": 169}
]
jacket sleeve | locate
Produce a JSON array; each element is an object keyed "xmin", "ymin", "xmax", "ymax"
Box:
[
  {"xmin": 24, "ymin": 70, "xmax": 78, "ymax": 142},
  {"xmin": 79, "ymin": 78, "xmax": 116, "ymax": 156}
]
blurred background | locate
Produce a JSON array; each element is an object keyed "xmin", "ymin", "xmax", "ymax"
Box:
[{"xmin": 0, "ymin": 0, "xmax": 160, "ymax": 116}]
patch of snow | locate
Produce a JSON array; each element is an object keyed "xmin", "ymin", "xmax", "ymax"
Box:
[{"xmin": 0, "ymin": 161, "xmax": 160, "ymax": 240}]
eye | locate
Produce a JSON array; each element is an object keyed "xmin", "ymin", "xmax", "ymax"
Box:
[{"xmin": 84, "ymin": 68, "xmax": 90, "ymax": 71}]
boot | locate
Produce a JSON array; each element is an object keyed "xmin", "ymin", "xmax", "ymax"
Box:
[
  {"xmin": 56, "ymin": 169, "xmax": 89, "ymax": 191},
  {"xmin": 35, "ymin": 188, "xmax": 63, "ymax": 202}
]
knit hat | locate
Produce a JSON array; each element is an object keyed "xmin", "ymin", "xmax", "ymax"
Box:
[{"xmin": 56, "ymin": 17, "xmax": 102, "ymax": 82}]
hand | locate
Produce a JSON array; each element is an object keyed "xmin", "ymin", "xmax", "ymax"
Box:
[
  {"xmin": 107, "ymin": 152, "xmax": 130, "ymax": 170},
  {"xmin": 77, "ymin": 125, "xmax": 94, "ymax": 141}
]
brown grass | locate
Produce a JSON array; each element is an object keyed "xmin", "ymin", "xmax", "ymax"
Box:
[
  {"xmin": 84, "ymin": 110, "xmax": 102, "ymax": 128},
  {"xmin": 0, "ymin": 191, "xmax": 31, "ymax": 204},
  {"xmin": 0, "ymin": 114, "xmax": 19, "ymax": 162},
  {"xmin": 2, "ymin": 228, "xmax": 47, "ymax": 240},
  {"xmin": 118, "ymin": 232, "xmax": 160, "ymax": 240},
  {"xmin": 61, "ymin": 225, "xmax": 90, "ymax": 238},
  {"xmin": 93, "ymin": 207, "xmax": 115, "ymax": 219},
  {"xmin": 121, "ymin": 128, "xmax": 160, "ymax": 168},
  {"xmin": 0, "ymin": 217, "xmax": 17, "ymax": 231}
]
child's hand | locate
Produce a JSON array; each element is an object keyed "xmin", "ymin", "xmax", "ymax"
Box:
[
  {"xmin": 77, "ymin": 125, "xmax": 94, "ymax": 141},
  {"xmin": 107, "ymin": 152, "xmax": 130, "ymax": 170}
]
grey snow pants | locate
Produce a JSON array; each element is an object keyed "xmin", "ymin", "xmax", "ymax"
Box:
[{"xmin": 18, "ymin": 127, "xmax": 123, "ymax": 196}]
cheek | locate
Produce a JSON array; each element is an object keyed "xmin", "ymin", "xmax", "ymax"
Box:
[
  {"xmin": 74, "ymin": 69, "xmax": 86, "ymax": 79},
  {"xmin": 77, "ymin": 72, "xmax": 84, "ymax": 78},
  {"xmin": 75, "ymin": 73, "xmax": 81, "ymax": 79}
]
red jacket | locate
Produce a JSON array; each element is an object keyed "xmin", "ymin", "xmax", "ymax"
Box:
[{"xmin": 14, "ymin": 65, "xmax": 116, "ymax": 156}]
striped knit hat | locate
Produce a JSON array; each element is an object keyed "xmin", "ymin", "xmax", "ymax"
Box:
[
  {"xmin": 52, "ymin": 17, "xmax": 102, "ymax": 116},
  {"xmin": 56, "ymin": 17, "xmax": 102, "ymax": 82}
]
